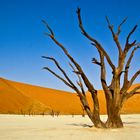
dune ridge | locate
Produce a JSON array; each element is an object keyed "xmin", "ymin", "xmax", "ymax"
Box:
[{"xmin": 0, "ymin": 77, "xmax": 140, "ymax": 114}]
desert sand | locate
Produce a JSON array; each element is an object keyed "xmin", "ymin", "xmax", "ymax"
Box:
[
  {"xmin": 0, "ymin": 77, "xmax": 140, "ymax": 115},
  {"xmin": 0, "ymin": 114, "xmax": 140, "ymax": 140}
]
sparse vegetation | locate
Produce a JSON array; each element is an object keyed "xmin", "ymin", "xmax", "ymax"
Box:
[
  {"xmin": 49, "ymin": 109, "xmax": 55, "ymax": 117},
  {"xmin": 55, "ymin": 111, "xmax": 60, "ymax": 117},
  {"xmin": 28, "ymin": 104, "xmax": 34, "ymax": 116},
  {"xmin": 20, "ymin": 109, "xmax": 25, "ymax": 116},
  {"xmin": 71, "ymin": 113, "xmax": 74, "ymax": 118}
]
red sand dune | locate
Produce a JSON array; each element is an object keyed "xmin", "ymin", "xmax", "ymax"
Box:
[{"xmin": 0, "ymin": 77, "xmax": 140, "ymax": 115}]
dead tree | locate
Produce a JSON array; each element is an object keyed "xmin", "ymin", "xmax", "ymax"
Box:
[
  {"xmin": 42, "ymin": 8, "xmax": 140, "ymax": 128},
  {"xmin": 50, "ymin": 109, "xmax": 55, "ymax": 117}
]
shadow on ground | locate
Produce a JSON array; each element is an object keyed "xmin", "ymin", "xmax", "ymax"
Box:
[
  {"xmin": 66, "ymin": 123, "xmax": 93, "ymax": 128},
  {"xmin": 123, "ymin": 121, "xmax": 139, "ymax": 124}
]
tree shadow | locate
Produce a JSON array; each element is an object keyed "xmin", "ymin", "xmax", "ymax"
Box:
[
  {"xmin": 123, "ymin": 121, "xmax": 139, "ymax": 125},
  {"xmin": 66, "ymin": 123, "xmax": 93, "ymax": 128}
]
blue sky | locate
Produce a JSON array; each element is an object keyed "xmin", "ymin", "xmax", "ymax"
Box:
[{"xmin": 0, "ymin": 0, "xmax": 140, "ymax": 91}]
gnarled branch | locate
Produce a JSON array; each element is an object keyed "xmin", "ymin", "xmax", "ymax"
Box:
[
  {"xmin": 69, "ymin": 63, "xmax": 85, "ymax": 95},
  {"xmin": 121, "ymin": 46, "xmax": 140, "ymax": 93},
  {"xmin": 43, "ymin": 67, "xmax": 73, "ymax": 88},
  {"xmin": 124, "ymin": 25, "xmax": 138, "ymax": 54},
  {"xmin": 98, "ymin": 50, "xmax": 112, "ymax": 99},
  {"xmin": 106, "ymin": 16, "xmax": 125, "ymax": 55},
  {"xmin": 92, "ymin": 58, "xmax": 101, "ymax": 66},
  {"xmin": 125, "ymin": 86, "xmax": 140, "ymax": 99},
  {"xmin": 125, "ymin": 46, "xmax": 140, "ymax": 71},
  {"xmin": 42, "ymin": 19, "xmax": 97, "ymax": 95},
  {"xmin": 77, "ymin": 8, "xmax": 115, "ymax": 70},
  {"xmin": 42, "ymin": 20, "xmax": 54, "ymax": 36},
  {"xmin": 42, "ymin": 19, "xmax": 103, "ymax": 122},
  {"xmin": 42, "ymin": 56, "xmax": 77, "ymax": 89},
  {"xmin": 116, "ymin": 17, "xmax": 128, "ymax": 36},
  {"xmin": 129, "ymin": 69, "xmax": 140, "ymax": 86}
]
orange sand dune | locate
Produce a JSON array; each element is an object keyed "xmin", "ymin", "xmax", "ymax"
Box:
[
  {"xmin": 9, "ymin": 79, "xmax": 83, "ymax": 114},
  {"xmin": 0, "ymin": 77, "xmax": 140, "ymax": 114},
  {"xmin": 0, "ymin": 78, "xmax": 82, "ymax": 114},
  {"xmin": 0, "ymin": 78, "xmax": 52, "ymax": 114}
]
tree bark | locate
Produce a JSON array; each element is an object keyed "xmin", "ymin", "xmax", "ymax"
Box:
[
  {"xmin": 80, "ymin": 94, "xmax": 106, "ymax": 128},
  {"xmin": 85, "ymin": 106, "xmax": 106, "ymax": 128},
  {"xmin": 105, "ymin": 74, "xmax": 124, "ymax": 128},
  {"xmin": 105, "ymin": 104, "xmax": 123, "ymax": 128}
]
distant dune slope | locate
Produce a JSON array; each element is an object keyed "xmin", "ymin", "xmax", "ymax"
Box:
[
  {"xmin": 0, "ymin": 77, "xmax": 140, "ymax": 114},
  {"xmin": 0, "ymin": 78, "xmax": 52, "ymax": 114},
  {"xmin": 0, "ymin": 78, "xmax": 82, "ymax": 114},
  {"xmin": 9, "ymin": 79, "xmax": 83, "ymax": 114}
]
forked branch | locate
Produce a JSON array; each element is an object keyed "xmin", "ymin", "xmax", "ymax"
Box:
[
  {"xmin": 129, "ymin": 69, "xmax": 140, "ymax": 86},
  {"xmin": 92, "ymin": 58, "xmax": 101, "ymax": 66},
  {"xmin": 116, "ymin": 17, "xmax": 128, "ymax": 36},
  {"xmin": 98, "ymin": 50, "xmax": 112, "ymax": 99},
  {"xmin": 106, "ymin": 16, "xmax": 125, "ymax": 55},
  {"xmin": 124, "ymin": 25, "xmax": 138, "ymax": 53},
  {"xmin": 121, "ymin": 46, "xmax": 140, "ymax": 92},
  {"xmin": 43, "ymin": 67, "xmax": 73, "ymax": 88},
  {"xmin": 125, "ymin": 86, "xmax": 140, "ymax": 99},
  {"xmin": 77, "ymin": 8, "xmax": 115, "ymax": 70},
  {"xmin": 42, "ymin": 20, "xmax": 54, "ymax": 37},
  {"xmin": 69, "ymin": 63, "xmax": 85, "ymax": 95},
  {"xmin": 42, "ymin": 56, "xmax": 76, "ymax": 89},
  {"xmin": 42, "ymin": 19, "xmax": 97, "ymax": 94},
  {"xmin": 125, "ymin": 46, "xmax": 140, "ymax": 71}
]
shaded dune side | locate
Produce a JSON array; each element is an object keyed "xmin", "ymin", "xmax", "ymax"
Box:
[
  {"xmin": 9, "ymin": 80, "xmax": 83, "ymax": 114},
  {"xmin": 0, "ymin": 78, "xmax": 51, "ymax": 114}
]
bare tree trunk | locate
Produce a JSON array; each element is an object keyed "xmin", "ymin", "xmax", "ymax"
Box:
[
  {"xmin": 105, "ymin": 103, "xmax": 123, "ymax": 128},
  {"xmin": 85, "ymin": 109, "xmax": 106, "ymax": 128},
  {"xmin": 105, "ymin": 76, "xmax": 123, "ymax": 128},
  {"xmin": 80, "ymin": 94, "xmax": 106, "ymax": 128}
]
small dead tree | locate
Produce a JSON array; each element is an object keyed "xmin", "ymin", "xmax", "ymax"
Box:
[
  {"xmin": 41, "ymin": 108, "xmax": 48, "ymax": 116},
  {"xmin": 28, "ymin": 104, "xmax": 34, "ymax": 116},
  {"xmin": 20, "ymin": 109, "xmax": 25, "ymax": 116},
  {"xmin": 42, "ymin": 8, "xmax": 140, "ymax": 128},
  {"xmin": 55, "ymin": 111, "xmax": 60, "ymax": 117},
  {"xmin": 50, "ymin": 109, "xmax": 55, "ymax": 117}
]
